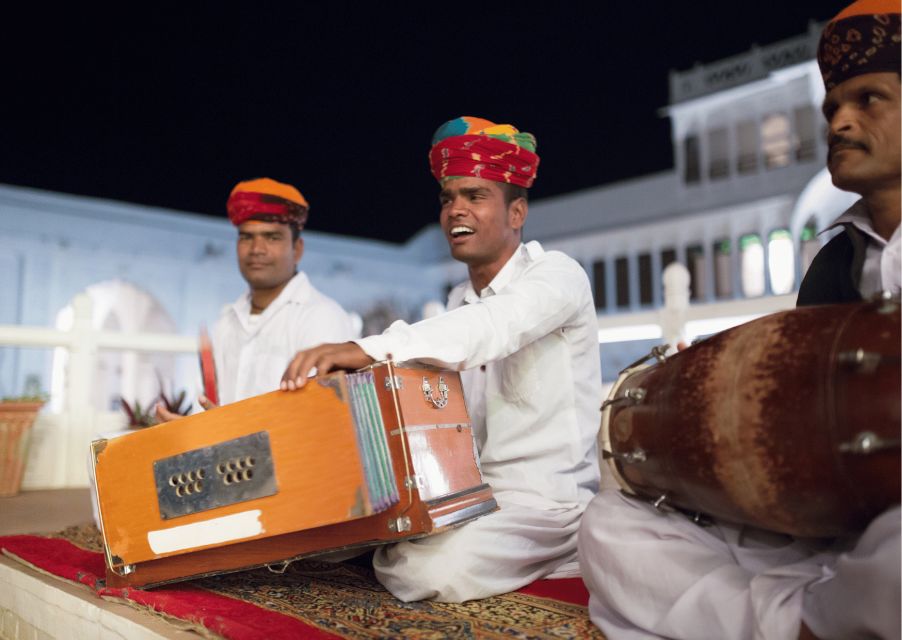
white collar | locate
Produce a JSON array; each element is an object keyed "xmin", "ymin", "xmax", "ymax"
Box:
[
  {"xmin": 231, "ymin": 271, "xmax": 312, "ymax": 329},
  {"xmin": 461, "ymin": 241, "xmax": 544, "ymax": 304},
  {"xmin": 824, "ymin": 199, "xmax": 896, "ymax": 248}
]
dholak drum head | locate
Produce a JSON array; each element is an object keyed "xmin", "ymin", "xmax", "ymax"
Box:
[{"xmin": 602, "ymin": 300, "xmax": 901, "ymax": 538}]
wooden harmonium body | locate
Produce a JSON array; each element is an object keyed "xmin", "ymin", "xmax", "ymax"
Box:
[{"xmin": 92, "ymin": 363, "xmax": 497, "ymax": 588}]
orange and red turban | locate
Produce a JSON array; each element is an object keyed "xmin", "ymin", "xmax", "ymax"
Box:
[
  {"xmin": 226, "ymin": 178, "xmax": 310, "ymax": 228},
  {"xmin": 429, "ymin": 116, "xmax": 540, "ymax": 188},
  {"xmin": 818, "ymin": 0, "xmax": 901, "ymax": 91}
]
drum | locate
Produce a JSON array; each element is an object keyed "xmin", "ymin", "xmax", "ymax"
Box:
[{"xmin": 600, "ymin": 299, "xmax": 900, "ymax": 537}]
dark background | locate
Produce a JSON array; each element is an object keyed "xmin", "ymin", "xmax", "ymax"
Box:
[{"xmin": 0, "ymin": 2, "xmax": 845, "ymax": 243}]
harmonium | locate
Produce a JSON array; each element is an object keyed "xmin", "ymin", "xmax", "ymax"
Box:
[{"xmin": 91, "ymin": 362, "xmax": 497, "ymax": 588}]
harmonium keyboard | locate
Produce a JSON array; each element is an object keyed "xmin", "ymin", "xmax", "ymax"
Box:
[{"xmin": 91, "ymin": 362, "xmax": 497, "ymax": 588}]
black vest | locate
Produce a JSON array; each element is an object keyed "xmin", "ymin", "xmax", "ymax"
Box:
[{"xmin": 796, "ymin": 225, "xmax": 865, "ymax": 307}]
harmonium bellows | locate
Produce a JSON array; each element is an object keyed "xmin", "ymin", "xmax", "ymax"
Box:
[{"xmin": 91, "ymin": 363, "xmax": 497, "ymax": 588}]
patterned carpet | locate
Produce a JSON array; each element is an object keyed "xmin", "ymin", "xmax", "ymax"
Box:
[{"xmin": 4, "ymin": 525, "xmax": 604, "ymax": 639}]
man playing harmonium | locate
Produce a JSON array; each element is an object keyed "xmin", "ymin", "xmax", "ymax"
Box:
[
  {"xmin": 281, "ymin": 116, "xmax": 603, "ymax": 603},
  {"xmin": 577, "ymin": 1, "xmax": 901, "ymax": 638},
  {"xmin": 156, "ymin": 177, "xmax": 354, "ymax": 420}
]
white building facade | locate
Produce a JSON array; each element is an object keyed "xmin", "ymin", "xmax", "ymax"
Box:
[{"xmin": 0, "ymin": 24, "xmax": 858, "ymax": 488}]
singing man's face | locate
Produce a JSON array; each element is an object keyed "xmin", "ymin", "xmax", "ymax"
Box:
[{"xmin": 438, "ymin": 177, "xmax": 525, "ymax": 268}]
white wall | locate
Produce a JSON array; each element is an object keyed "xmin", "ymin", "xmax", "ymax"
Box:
[{"xmin": 0, "ymin": 185, "xmax": 448, "ymax": 401}]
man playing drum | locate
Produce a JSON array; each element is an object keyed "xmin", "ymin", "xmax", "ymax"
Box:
[
  {"xmin": 577, "ymin": 2, "xmax": 901, "ymax": 638},
  {"xmin": 280, "ymin": 117, "xmax": 603, "ymax": 603}
]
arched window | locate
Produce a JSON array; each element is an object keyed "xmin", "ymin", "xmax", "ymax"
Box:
[
  {"xmin": 794, "ymin": 106, "xmax": 817, "ymax": 162},
  {"xmin": 740, "ymin": 234, "xmax": 766, "ymax": 298},
  {"xmin": 615, "ymin": 256, "xmax": 630, "ymax": 308},
  {"xmin": 767, "ymin": 229, "xmax": 795, "ymax": 295},
  {"xmin": 687, "ymin": 245, "xmax": 706, "ymax": 301},
  {"xmin": 762, "ymin": 113, "xmax": 792, "ymax": 169},
  {"xmin": 51, "ymin": 280, "xmax": 178, "ymax": 413},
  {"xmin": 736, "ymin": 120, "xmax": 758, "ymax": 174},
  {"xmin": 713, "ymin": 239, "xmax": 733, "ymax": 299},
  {"xmin": 592, "ymin": 259, "xmax": 607, "ymax": 311},
  {"xmin": 684, "ymin": 135, "xmax": 701, "ymax": 184},
  {"xmin": 638, "ymin": 253, "xmax": 653, "ymax": 306},
  {"xmin": 708, "ymin": 128, "xmax": 729, "ymax": 180}
]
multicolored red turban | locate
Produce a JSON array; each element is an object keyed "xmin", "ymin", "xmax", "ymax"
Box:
[
  {"xmin": 818, "ymin": 0, "xmax": 901, "ymax": 91},
  {"xmin": 226, "ymin": 177, "xmax": 310, "ymax": 228},
  {"xmin": 429, "ymin": 116, "xmax": 540, "ymax": 188}
]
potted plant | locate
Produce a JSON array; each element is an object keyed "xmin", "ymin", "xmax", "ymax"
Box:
[{"xmin": 0, "ymin": 393, "xmax": 48, "ymax": 497}]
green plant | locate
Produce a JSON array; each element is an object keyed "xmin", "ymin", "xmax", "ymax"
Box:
[
  {"xmin": 120, "ymin": 376, "xmax": 192, "ymax": 429},
  {"xmin": 1, "ymin": 394, "xmax": 49, "ymax": 403},
  {"xmin": 156, "ymin": 371, "xmax": 192, "ymax": 418},
  {"xmin": 2, "ymin": 375, "xmax": 48, "ymax": 403},
  {"xmin": 158, "ymin": 388, "xmax": 191, "ymax": 418},
  {"xmin": 120, "ymin": 397, "xmax": 158, "ymax": 428}
]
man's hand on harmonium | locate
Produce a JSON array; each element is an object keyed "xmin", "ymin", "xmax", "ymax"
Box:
[{"xmin": 281, "ymin": 342, "xmax": 375, "ymax": 391}]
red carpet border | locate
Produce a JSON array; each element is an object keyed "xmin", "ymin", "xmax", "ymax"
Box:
[{"xmin": 0, "ymin": 530, "xmax": 603, "ymax": 639}]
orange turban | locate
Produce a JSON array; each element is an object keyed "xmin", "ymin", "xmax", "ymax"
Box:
[{"xmin": 226, "ymin": 178, "xmax": 310, "ymax": 228}]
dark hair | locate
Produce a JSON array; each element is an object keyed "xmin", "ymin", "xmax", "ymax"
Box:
[
  {"xmin": 500, "ymin": 183, "xmax": 529, "ymax": 206},
  {"xmin": 289, "ymin": 223, "xmax": 301, "ymax": 243}
]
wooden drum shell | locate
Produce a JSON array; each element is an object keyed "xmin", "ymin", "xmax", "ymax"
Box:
[{"xmin": 603, "ymin": 301, "xmax": 900, "ymax": 538}]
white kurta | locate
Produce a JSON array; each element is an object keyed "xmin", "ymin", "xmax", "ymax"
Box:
[
  {"xmin": 212, "ymin": 271, "xmax": 354, "ymax": 404},
  {"xmin": 578, "ymin": 493, "xmax": 901, "ymax": 640},
  {"xmin": 355, "ymin": 241, "xmax": 602, "ymax": 602}
]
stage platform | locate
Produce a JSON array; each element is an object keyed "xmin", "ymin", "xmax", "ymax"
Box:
[
  {"xmin": 1, "ymin": 489, "xmax": 197, "ymax": 640},
  {"xmin": 1, "ymin": 489, "xmax": 601, "ymax": 640}
]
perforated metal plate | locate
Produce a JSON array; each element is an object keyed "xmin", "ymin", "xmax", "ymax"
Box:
[{"xmin": 153, "ymin": 431, "xmax": 277, "ymax": 519}]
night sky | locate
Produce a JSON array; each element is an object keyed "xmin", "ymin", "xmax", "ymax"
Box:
[{"xmin": 1, "ymin": 2, "xmax": 845, "ymax": 243}]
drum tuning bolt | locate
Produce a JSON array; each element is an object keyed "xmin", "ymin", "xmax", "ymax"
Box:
[
  {"xmin": 620, "ymin": 346, "xmax": 669, "ymax": 374},
  {"xmin": 603, "ymin": 448, "xmax": 647, "ymax": 464},
  {"xmin": 837, "ymin": 349, "xmax": 884, "ymax": 374},
  {"xmin": 838, "ymin": 431, "xmax": 900, "ymax": 455},
  {"xmin": 601, "ymin": 387, "xmax": 647, "ymax": 410}
]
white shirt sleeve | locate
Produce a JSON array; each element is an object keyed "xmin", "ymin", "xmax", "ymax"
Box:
[
  {"xmin": 355, "ymin": 256, "xmax": 588, "ymax": 370},
  {"xmin": 293, "ymin": 299, "xmax": 355, "ymax": 349}
]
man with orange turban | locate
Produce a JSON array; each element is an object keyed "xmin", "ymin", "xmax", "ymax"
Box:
[
  {"xmin": 280, "ymin": 117, "xmax": 603, "ymax": 603},
  {"xmin": 160, "ymin": 178, "xmax": 354, "ymax": 414},
  {"xmin": 577, "ymin": 2, "xmax": 900, "ymax": 638}
]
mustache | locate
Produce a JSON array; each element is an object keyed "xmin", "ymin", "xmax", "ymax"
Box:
[{"xmin": 828, "ymin": 134, "xmax": 868, "ymax": 159}]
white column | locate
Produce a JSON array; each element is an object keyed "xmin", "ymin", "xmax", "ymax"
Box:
[
  {"xmin": 64, "ymin": 294, "xmax": 97, "ymax": 486},
  {"xmin": 660, "ymin": 262, "xmax": 691, "ymax": 350}
]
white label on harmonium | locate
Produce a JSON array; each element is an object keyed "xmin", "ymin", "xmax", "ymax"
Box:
[{"xmin": 147, "ymin": 509, "xmax": 264, "ymax": 555}]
